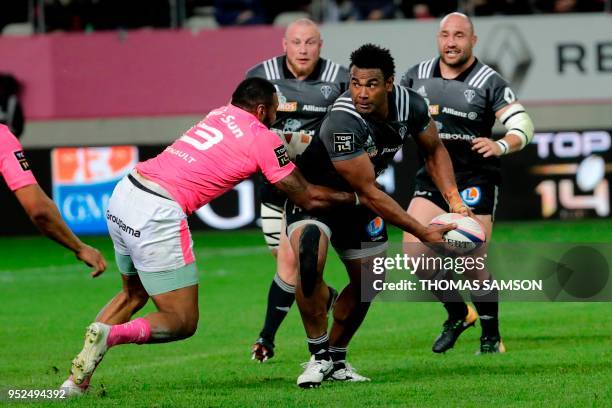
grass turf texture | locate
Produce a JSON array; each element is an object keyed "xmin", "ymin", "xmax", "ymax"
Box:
[{"xmin": 0, "ymin": 219, "xmax": 611, "ymax": 407}]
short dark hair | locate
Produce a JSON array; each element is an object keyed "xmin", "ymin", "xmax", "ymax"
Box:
[
  {"xmin": 349, "ymin": 44, "xmax": 395, "ymax": 80},
  {"xmin": 231, "ymin": 77, "xmax": 276, "ymax": 111}
]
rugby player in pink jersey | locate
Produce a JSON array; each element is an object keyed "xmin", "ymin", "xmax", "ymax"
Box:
[
  {"xmin": 60, "ymin": 77, "xmax": 356, "ymax": 395},
  {"xmin": 0, "ymin": 125, "xmax": 106, "ymax": 274}
]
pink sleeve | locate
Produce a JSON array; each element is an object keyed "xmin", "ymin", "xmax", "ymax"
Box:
[
  {"xmin": 252, "ymin": 128, "xmax": 296, "ymax": 184},
  {"xmin": 0, "ymin": 127, "xmax": 37, "ymax": 191}
]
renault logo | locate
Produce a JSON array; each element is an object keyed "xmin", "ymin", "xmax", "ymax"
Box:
[{"xmin": 481, "ymin": 24, "xmax": 532, "ymax": 91}]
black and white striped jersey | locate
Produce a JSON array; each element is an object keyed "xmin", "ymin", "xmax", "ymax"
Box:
[
  {"xmin": 401, "ymin": 57, "xmax": 516, "ymax": 188},
  {"xmin": 296, "ymin": 85, "xmax": 430, "ymax": 192},
  {"xmin": 246, "ymin": 56, "xmax": 349, "ymax": 137}
]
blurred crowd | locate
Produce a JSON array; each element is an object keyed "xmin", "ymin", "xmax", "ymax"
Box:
[{"xmin": 0, "ymin": 0, "xmax": 608, "ymax": 33}]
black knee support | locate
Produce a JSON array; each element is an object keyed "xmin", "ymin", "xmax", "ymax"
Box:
[{"xmin": 299, "ymin": 225, "xmax": 320, "ymax": 297}]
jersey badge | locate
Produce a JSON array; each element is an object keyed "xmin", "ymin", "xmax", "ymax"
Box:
[
  {"xmin": 333, "ymin": 133, "xmax": 354, "ymax": 153},
  {"xmin": 464, "ymin": 89, "xmax": 476, "ymax": 103},
  {"xmin": 283, "ymin": 119, "xmax": 302, "ymax": 132},
  {"xmin": 366, "ymin": 216, "xmax": 385, "ymax": 238},
  {"xmin": 274, "ymin": 145, "xmax": 291, "ymax": 167},
  {"xmin": 320, "ymin": 85, "xmax": 332, "ymax": 99},
  {"xmin": 13, "ymin": 150, "xmax": 31, "ymax": 171},
  {"xmin": 461, "ymin": 186, "xmax": 481, "ymax": 206}
]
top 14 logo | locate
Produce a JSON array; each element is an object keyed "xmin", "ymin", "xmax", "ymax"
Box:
[{"xmin": 530, "ymin": 131, "xmax": 611, "ymax": 218}]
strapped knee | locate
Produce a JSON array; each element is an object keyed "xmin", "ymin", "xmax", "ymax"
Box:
[{"xmin": 299, "ymin": 224, "xmax": 320, "ymax": 297}]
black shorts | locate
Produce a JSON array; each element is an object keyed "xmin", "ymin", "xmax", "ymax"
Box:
[
  {"xmin": 413, "ymin": 183, "xmax": 499, "ymax": 219},
  {"xmin": 285, "ymin": 201, "xmax": 388, "ymax": 260}
]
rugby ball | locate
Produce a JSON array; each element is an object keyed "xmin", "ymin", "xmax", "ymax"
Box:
[{"xmin": 429, "ymin": 213, "xmax": 485, "ymax": 252}]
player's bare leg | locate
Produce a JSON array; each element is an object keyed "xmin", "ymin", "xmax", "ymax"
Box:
[
  {"xmin": 327, "ymin": 253, "xmax": 384, "ymax": 382},
  {"xmin": 61, "ymin": 274, "xmax": 149, "ymax": 395},
  {"xmin": 66, "ymin": 283, "xmax": 199, "ymax": 394},
  {"xmin": 290, "ymin": 224, "xmax": 331, "ymax": 341},
  {"xmin": 94, "ymin": 274, "xmax": 150, "ymax": 324},
  {"xmin": 290, "ymin": 223, "xmax": 334, "ymax": 387}
]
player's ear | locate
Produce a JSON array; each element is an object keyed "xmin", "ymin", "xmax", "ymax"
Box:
[
  {"xmin": 255, "ymin": 104, "xmax": 266, "ymax": 122},
  {"xmin": 472, "ymin": 34, "xmax": 478, "ymax": 47},
  {"xmin": 386, "ymin": 75, "xmax": 395, "ymax": 91},
  {"xmin": 282, "ymin": 37, "xmax": 288, "ymax": 53}
]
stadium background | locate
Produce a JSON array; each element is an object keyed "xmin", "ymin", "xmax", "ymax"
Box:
[{"xmin": 0, "ymin": 2, "xmax": 611, "ymax": 406}]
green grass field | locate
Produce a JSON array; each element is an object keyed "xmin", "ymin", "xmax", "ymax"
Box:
[{"xmin": 1, "ymin": 220, "xmax": 611, "ymax": 407}]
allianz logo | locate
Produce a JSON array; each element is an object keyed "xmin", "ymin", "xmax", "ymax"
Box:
[
  {"xmin": 442, "ymin": 107, "xmax": 477, "ymax": 120},
  {"xmin": 302, "ymin": 104, "xmax": 327, "ymax": 112}
]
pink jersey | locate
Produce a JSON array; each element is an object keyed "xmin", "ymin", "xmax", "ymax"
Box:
[
  {"xmin": 137, "ymin": 104, "xmax": 295, "ymax": 215},
  {"xmin": 0, "ymin": 125, "xmax": 37, "ymax": 191}
]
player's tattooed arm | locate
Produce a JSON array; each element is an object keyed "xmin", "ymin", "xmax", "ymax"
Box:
[
  {"xmin": 14, "ymin": 184, "xmax": 107, "ymax": 276},
  {"xmin": 274, "ymin": 168, "xmax": 355, "ymax": 211},
  {"xmin": 415, "ymin": 119, "xmax": 470, "ymax": 215},
  {"xmin": 332, "ymin": 153, "xmax": 454, "ymax": 242}
]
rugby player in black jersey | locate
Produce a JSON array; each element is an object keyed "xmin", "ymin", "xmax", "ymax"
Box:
[
  {"xmin": 401, "ymin": 13, "xmax": 535, "ymax": 355},
  {"xmin": 287, "ymin": 44, "xmax": 470, "ymax": 387}
]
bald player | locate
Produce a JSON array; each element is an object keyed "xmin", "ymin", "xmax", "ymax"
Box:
[
  {"xmin": 246, "ymin": 18, "xmax": 349, "ymax": 362},
  {"xmin": 401, "ymin": 13, "xmax": 535, "ymax": 354}
]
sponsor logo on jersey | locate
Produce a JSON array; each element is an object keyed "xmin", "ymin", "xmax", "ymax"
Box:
[
  {"xmin": 414, "ymin": 190, "xmax": 432, "ymax": 197},
  {"xmin": 442, "ymin": 107, "xmax": 470, "ymax": 118},
  {"xmin": 461, "ymin": 186, "xmax": 482, "ymax": 206},
  {"xmin": 334, "ymin": 133, "xmax": 354, "ymax": 153},
  {"xmin": 429, "ymin": 104, "xmax": 439, "ymax": 115},
  {"xmin": 302, "ymin": 104, "xmax": 328, "ymax": 112},
  {"xmin": 438, "ymin": 133, "xmax": 476, "ymax": 142},
  {"xmin": 106, "ymin": 210, "xmax": 141, "ymax": 237},
  {"xmin": 320, "ymin": 85, "xmax": 332, "ymax": 99},
  {"xmin": 464, "ymin": 89, "xmax": 476, "ymax": 103},
  {"xmin": 13, "ymin": 150, "xmax": 30, "ymax": 171},
  {"xmin": 435, "ymin": 121, "xmax": 444, "ymax": 130},
  {"xmin": 274, "ymin": 145, "xmax": 291, "ymax": 167},
  {"xmin": 367, "ymin": 146, "xmax": 378, "ymax": 157},
  {"xmin": 278, "ymin": 101, "xmax": 298, "ymax": 112},
  {"xmin": 366, "ymin": 216, "xmax": 385, "ymax": 238},
  {"xmin": 381, "ymin": 146, "xmax": 401, "ymax": 155},
  {"xmin": 416, "ymin": 86, "xmax": 427, "ymax": 97}
]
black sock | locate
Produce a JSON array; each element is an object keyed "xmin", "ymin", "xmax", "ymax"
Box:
[
  {"xmin": 329, "ymin": 346, "xmax": 347, "ymax": 369},
  {"xmin": 259, "ymin": 273, "xmax": 295, "ymax": 342},
  {"xmin": 308, "ymin": 333, "xmax": 330, "ymax": 361},
  {"xmin": 429, "ymin": 269, "xmax": 467, "ymax": 320},
  {"xmin": 443, "ymin": 302, "xmax": 469, "ymax": 321},
  {"xmin": 471, "ymin": 288, "xmax": 500, "ymax": 338}
]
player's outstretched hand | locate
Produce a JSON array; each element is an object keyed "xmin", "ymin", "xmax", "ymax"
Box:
[
  {"xmin": 76, "ymin": 244, "xmax": 107, "ymax": 277},
  {"xmin": 472, "ymin": 137, "xmax": 502, "ymax": 158},
  {"xmin": 421, "ymin": 223, "xmax": 457, "ymax": 243}
]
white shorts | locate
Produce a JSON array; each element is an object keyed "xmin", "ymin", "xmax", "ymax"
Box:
[{"xmin": 106, "ymin": 174, "xmax": 195, "ymax": 272}]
